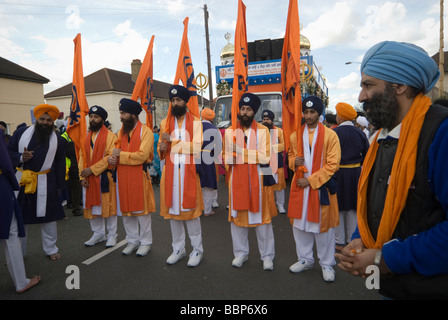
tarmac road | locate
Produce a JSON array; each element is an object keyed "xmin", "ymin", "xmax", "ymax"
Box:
[{"xmin": 0, "ymin": 176, "xmax": 380, "ymax": 304}]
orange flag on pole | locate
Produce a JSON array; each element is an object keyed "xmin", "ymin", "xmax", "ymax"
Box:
[
  {"xmin": 131, "ymin": 35, "xmax": 155, "ymax": 130},
  {"xmin": 231, "ymin": 0, "xmax": 248, "ymax": 132},
  {"xmin": 66, "ymin": 33, "xmax": 89, "ymax": 162},
  {"xmin": 281, "ymin": 0, "xmax": 305, "ymax": 174},
  {"xmin": 165, "ymin": 17, "xmax": 199, "ymax": 134}
]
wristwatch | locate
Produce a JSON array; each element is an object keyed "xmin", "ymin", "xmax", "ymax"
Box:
[{"xmin": 374, "ymin": 249, "xmax": 382, "ymax": 266}]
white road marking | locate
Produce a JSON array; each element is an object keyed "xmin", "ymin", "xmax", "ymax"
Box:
[{"xmin": 82, "ymin": 240, "xmax": 127, "ymax": 265}]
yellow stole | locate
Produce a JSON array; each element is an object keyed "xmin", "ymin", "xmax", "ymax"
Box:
[{"xmin": 357, "ymin": 94, "xmax": 431, "ymax": 249}]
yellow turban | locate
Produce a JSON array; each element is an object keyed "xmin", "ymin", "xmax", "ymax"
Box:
[
  {"xmin": 33, "ymin": 104, "xmax": 60, "ymax": 121},
  {"xmin": 336, "ymin": 102, "xmax": 357, "ymax": 121},
  {"xmin": 201, "ymin": 108, "xmax": 215, "ymax": 121}
]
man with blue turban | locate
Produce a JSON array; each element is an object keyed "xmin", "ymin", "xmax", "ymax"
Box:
[{"xmin": 336, "ymin": 41, "xmax": 448, "ymax": 299}]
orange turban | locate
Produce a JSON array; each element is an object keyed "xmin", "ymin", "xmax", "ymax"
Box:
[
  {"xmin": 201, "ymin": 108, "xmax": 215, "ymax": 121},
  {"xmin": 335, "ymin": 102, "xmax": 357, "ymax": 121},
  {"xmin": 33, "ymin": 104, "xmax": 60, "ymax": 121}
]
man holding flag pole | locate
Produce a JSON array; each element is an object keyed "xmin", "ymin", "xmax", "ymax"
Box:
[
  {"xmin": 158, "ymin": 18, "xmax": 204, "ymax": 268},
  {"xmin": 282, "ymin": 1, "xmax": 341, "ymax": 282},
  {"xmin": 224, "ymin": 0, "xmax": 277, "ymax": 271},
  {"xmin": 108, "ymin": 35, "xmax": 157, "ymax": 257}
]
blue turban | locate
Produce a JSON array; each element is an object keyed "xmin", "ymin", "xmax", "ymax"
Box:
[
  {"xmin": 169, "ymin": 85, "xmax": 190, "ymax": 103},
  {"xmin": 239, "ymin": 93, "xmax": 261, "ymax": 114},
  {"xmin": 303, "ymin": 96, "xmax": 324, "ymax": 116},
  {"xmin": 361, "ymin": 41, "xmax": 440, "ymax": 93},
  {"xmin": 119, "ymin": 98, "xmax": 142, "ymax": 116}
]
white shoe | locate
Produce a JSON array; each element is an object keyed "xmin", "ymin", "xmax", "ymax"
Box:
[
  {"xmin": 289, "ymin": 259, "xmax": 313, "ymax": 273},
  {"xmin": 187, "ymin": 250, "xmax": 203, "ymax": 267},
  {"xmin": 136, "ymin": 244, "xmax": 151, "ymax": 257},
  {"xmin": 166, "ymin": 249, "xmax": 186, "ymax": 265},
  {"xmin": 232, "ymin": 255, "xmax": 248, "ymax": 268},
  {"xmin": 277, "ymin": 205, "xmax": 286, "ymax": 214},
  {"xmin": 122, "ymin": 243, "xmax": 138, "ymax": 255},
  {"xmin": 263, "ymin": 259, "xmax": 274, "ymax": 271},
  {"xmin": 105, "ymin": 236, "xmax": 117, "ymax": 248},
  {"xmin": 322, "ymin": 266, "xmax": 336, "ymax": 282},
  {"xmin": 212, "ymin": 200, "xmax": 219, "ymax": 208},
  {"xmin": 84, "ymin": 235, "xmax": 106, "ymax": 247}
]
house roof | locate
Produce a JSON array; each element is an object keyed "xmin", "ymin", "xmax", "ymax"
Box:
[
  {"xmin": 45, "ymin": 67, "xmax": 195, "ymax": 101},
  {"xmin": 431, "ymin": 51, "xmax": 448, "ymax": 72},
  {"xmin": 0, "ymin": 56, "xmax": 49, "ymax": 84}
]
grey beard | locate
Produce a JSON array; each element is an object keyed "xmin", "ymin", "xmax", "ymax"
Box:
[{"xmin": 363, "ymin": 84, "xmax": 399, "ymax": 131}]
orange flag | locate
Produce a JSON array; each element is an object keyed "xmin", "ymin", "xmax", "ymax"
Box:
[
  {"xmin": 231, "ymin": 0, "xmax": 248, "ymax": 132},
  {"xmin": 165, "ymin": 17, "xmax": 199, "ymax": 134},
  {"xmin": 67, "ymin": 33, "xmax": 89, "ymax": 162},
  {"xmin": 131, "ymin": 35, "xmax": 155, "ymax": 130},
  {"xmin": 281, "ymin": 0, "xmax": 305, "ymax": 174}
]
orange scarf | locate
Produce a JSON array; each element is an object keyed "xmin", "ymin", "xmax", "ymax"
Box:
[
  {"xmin": 117, "ymin": 121, "xmax": 144, "ymax": 212},
  {"xmin": 165, "ymin": 112, "xmax": 197, "ymax": 209},
  {"xmin": 84, "ymin": 126, "xmax": 108, "ymax": 209},
  {"xmin": 232, "ymin": 120, "xmax": 260, "ymax": 213},
  {"xmin": 288, "ymin": 122, "xmax": 325, "ymax": 223},
  {"xmin": 357, "ymin": 94, "xmax": 431, "ymax": 249}
]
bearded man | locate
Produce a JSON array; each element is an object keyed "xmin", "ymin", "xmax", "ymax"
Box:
[
  {"xmin": 224, "ymin": 93, "xmax": 277, "ymax": 271},
  {"xmin": 261, "ymin": 109, "xmax": 287, "ymax": 214},
  {"xmin": 79, "ymin": 106, "xmax": 118, "ymax": 248},
  {"xmin": 7, "ymin": 104, "xmax": 66, "ymax": 260},
  {"xmin": 108, "ymin": 98, "xmax": 156, "ymax": 257},
  {"xmin": 336, "ymin": 41, "xmax": 448, "ymax": 299},
  {"xmin": 158, "ymin": 85, "xmax": 204, "ymax": 268}
]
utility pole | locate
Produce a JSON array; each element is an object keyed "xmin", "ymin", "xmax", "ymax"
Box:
[
  {"xmin": 204, "ymin": 4, "xmax": 214, "ymax": 109},
  {"xmin": 439, "ymin": 0, "xmax": 445, "ymax": 97}
]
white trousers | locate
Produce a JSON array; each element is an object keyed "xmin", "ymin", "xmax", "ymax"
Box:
[
  {"xmin": 90, "ymin": 216, "xmax": 118, "ymax": 239},
  {"xmin": 22, "ymin": 221, "xmax": 58, "ymax": 256},
  {"xmin": 275, "ymin": 189, "xmax": 285, "ymax": 207},
  {"xmin": 169, "ymin": 218, "xmax": 203, "ymax": 253},
  {"xmin": 202, "ymin": 187, "xmax": 214, "ymax": 214},
  {"xmin": 122, "ymin": 215, "xmax": 152, "ymax": 246},
  {"xmin": 334, "ymin": 209, "xmax": 357, "ymax": 245},
  {"xmin": 1, "ymin": 212, "xmax": 29, "ymax": 292},
  {"xmin": 230, "ymin": 222, "xmax": 275, "ymax": 261},
  {"xmin": 292, "ymin": 226, "xmax": 335, "ymax": 268}
]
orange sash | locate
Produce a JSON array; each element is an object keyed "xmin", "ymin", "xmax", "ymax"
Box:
[
  {"xmin": 117, "ymin": 121, "xmax": 145, "ymax": 212},
  {"xmin": 288, "ymin": 123, "xmax": 325, "ymax": 223},
  {"xmin": 357, "ymin": 94, "xmax": 431, "ymax": 249},
  {"xmin": 84, "ymin": 126, "xmax": 108, "ymax": 209},
  {"xmin": 232, "ymin": 120, "xmax": 260, "ymax": 213},
  {"xmin": 165, "ymin": 112, "xmax": 197, "ymax": 209}
]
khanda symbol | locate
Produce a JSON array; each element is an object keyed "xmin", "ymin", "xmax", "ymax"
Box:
[
  {"xmin": 237, "ymin": 48, "xmax": 248, "ymax": 92},
  {"xmin": 183, "ymin": 56, "xmax": 198, "ymax": 97},
  {"xmin": 69, "ymin": 85, "xmax": 81, "ymax": 126},
  {"xmin": 144, "ymin": 76, "xmax": 154, "ymax": 113}
]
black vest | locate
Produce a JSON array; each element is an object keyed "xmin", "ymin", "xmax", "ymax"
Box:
[{"xmin": 366, "ymin": 104, "xmax": 448, "ymax": 299}]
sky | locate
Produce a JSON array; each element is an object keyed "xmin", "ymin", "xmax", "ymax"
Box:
[{"xmin": 0, "ymin": 0, "xmax": 446, "ymax": 113}]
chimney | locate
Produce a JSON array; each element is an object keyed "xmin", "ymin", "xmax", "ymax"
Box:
[{"xmin": 131, "ymin": 59, "xmax": 142, "ymax": 82}]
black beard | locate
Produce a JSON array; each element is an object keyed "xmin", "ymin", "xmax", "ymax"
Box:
[
  {"xmin": 121, "ymin": 118, "xmax": 136, "ymax": 137},
  {"xmin": 263, "ymin": 122, "xmax": 273, "ymax": 130},
  {"xmin": 35, "ymin": 122, "xmax": 53, "ymax": 143},
  {"xmin": 363, "ymin": 84, "xmax": 399, "ymax": 131},
  {"xmin": 171, "ymin": 106, "xmax": 187, "ymax": 118},
  {"xmin": 89, "ymin": 121, "xmax": 103, "ymax": 132},
  {"xmin": 240, "ymin": 114, "xmax": 255, "ymax": 128}
]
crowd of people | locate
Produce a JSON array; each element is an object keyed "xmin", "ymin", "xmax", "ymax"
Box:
[{"xmin": 1, "ymin": 40, "xmax": 448, "ymax": 299}]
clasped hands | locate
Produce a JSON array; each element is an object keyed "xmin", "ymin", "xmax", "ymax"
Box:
[
  {"xmin": 335, "ymin": 239, "xmax": 387, "ymax": 278},
  {"xmin": 107, "ymin": 148, "xmax": 121, "ymax": 166}
]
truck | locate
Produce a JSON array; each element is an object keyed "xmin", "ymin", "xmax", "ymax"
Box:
[{"xmin": 213, "ymin": 54, "xmax": 329, "ymax": 129}]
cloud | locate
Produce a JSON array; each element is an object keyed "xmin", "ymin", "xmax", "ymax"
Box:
[
  {"xmin": 328, "ymin": 72, "xmax": 360, "ymax": 91},
  {"xmin": 65, "ymin": 5, "xmax": 85, "ymax": 30}
]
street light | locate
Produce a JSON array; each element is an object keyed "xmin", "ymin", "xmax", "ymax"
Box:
[{"xmin": 345, "ymin": 61, "xmax": 361, "ymax": 65}]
